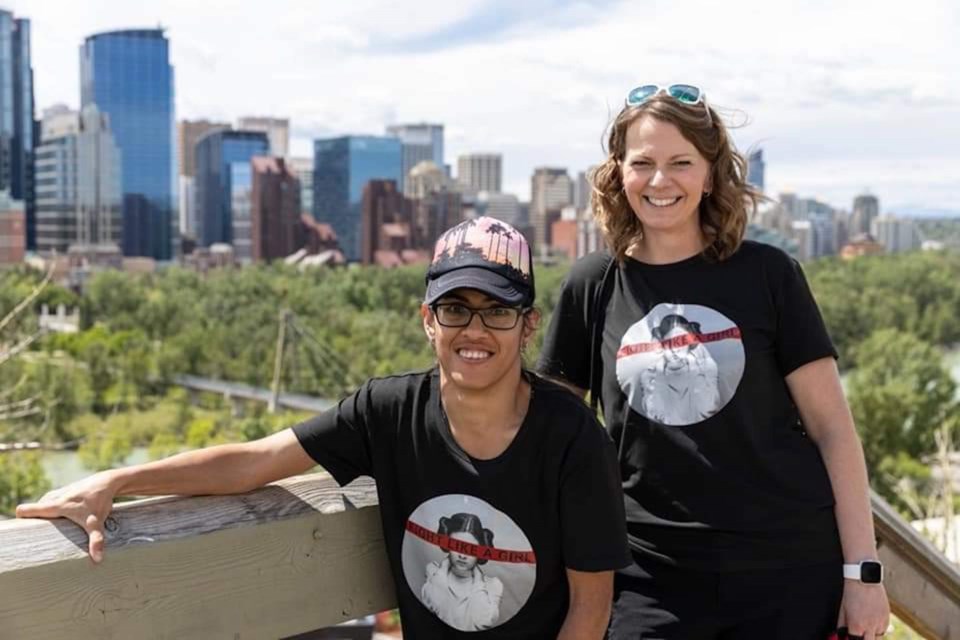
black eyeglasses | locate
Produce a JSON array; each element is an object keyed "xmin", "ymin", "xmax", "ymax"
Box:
[{"xmin": 431, "ymin": 303, "xmax": 527, "ymax": 330}]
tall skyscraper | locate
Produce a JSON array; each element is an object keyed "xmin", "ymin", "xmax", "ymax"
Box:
[
  {"xmin": 81, "ymin": 29, "xmax": 175, "ymax": 259},
  {"xmin": 313, "ymin": 136, "xmax": 402, "ymax": 262},
  {"xmin": 35, "ymin": 105, "xmax": 121, "ymax": 254},
  {"xmin": 0, "ymin": 10, "xmax": 37, "ymax": 250},
  {"xmin": 178, "ymin": 120, "xmax": 229, "ymax": 240},
  {"xmin": 250, "ymin": 156, "xmax": 301, "ymax": 263},
  {"xmin": 530, "ymin": 167, "xmax": 573, "ymax": 252},
  {"xmin": 385, "ymin": 123, "xmax": 444, "ymax": 196},
  {"xmin": 194, "ymin": 130, "xmax": 269, "ymax": 247},
  {"xmin": 851, "ymin": 193, "xmax": 879, "ymax": 236},
  {"xmin": 35, "ymin": 108, "xmax": 79, "ymax": 254},
  {"xmin": 747, "ymin": 148, "xmax": 765, "ymax": 193},
  {"xmin": 457, "ymin": 154, "xmax": 502, "ymax": 194},
  {"xmin": 238, "ymin": 117, "xmax": 289, "ymax": 157}
]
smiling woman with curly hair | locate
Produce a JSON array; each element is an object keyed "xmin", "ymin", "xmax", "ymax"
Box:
[{"xmin": 539, "ymin": 84, "xmax": 891, "ymax": 639}]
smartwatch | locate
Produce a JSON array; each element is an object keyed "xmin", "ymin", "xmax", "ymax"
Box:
[{"xmin": 843, "ymin": 560, "xmax": 883, "ymax": 584}]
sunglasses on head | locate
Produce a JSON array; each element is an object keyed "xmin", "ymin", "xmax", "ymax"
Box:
[{"xmin": 626, "ymin": 84, "xmax": 704, "ymax": 107}]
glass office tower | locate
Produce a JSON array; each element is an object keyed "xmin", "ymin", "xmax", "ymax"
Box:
[
  {"xmin": 0, "ymin": 10, "xmax": 37, "ymax": 249},
  {"xmin": 194, "ymin": 130, "xmax": 268, "ymax": 247},
  {"xmin": 81, "ymin": 29, "xmax": 175, "ymax": 259},
  {"xmin": 313, "ymin": 136, "xmax": 402, "ymax": 262}
]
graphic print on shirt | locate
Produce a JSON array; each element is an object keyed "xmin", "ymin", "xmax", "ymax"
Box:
[
  {"xmin": 615, "ymin": 302, "xmax": 745, "ymax": 426},
  {"xmin": 401, "ymin": 494, "xmax": 536, "ymax": 632}
]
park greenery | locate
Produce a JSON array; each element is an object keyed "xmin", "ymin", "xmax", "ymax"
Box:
[{"xmin": 0, "ymin": 249, "xmax": 959, "ymax": 523}]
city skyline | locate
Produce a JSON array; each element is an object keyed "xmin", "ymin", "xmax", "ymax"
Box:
[{"xmin": 7, "ymin": 0, "xmax": 960, "ymax": 215}]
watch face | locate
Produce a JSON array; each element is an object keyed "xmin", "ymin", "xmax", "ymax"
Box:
[{"xmin": 861, "ymin": 561, "xmax": 883, "ymax": 583}]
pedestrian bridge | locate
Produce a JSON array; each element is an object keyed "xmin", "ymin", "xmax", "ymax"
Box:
[{"xmin": 1, "ymin": 474, "xmax": 958, "ymax": 639}]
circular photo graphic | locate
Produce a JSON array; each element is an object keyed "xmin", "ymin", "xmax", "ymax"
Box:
[
  {"xmin": 615, "ymin": 303, "xmax": 745, "ymax": 426},
  {"xmin": 401, "ymin": 494, "xmax": 536, "ymax": 632}
]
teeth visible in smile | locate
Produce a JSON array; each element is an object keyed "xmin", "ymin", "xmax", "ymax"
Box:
[
  {"xmin": 646, "ymin": 196, "xmax": 682, "ymax": 207},
  {"xmin": 458, "ymin": 349, "xmax": 491, "ymax": 361}
]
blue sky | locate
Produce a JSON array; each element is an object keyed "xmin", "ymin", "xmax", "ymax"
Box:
[{"xmin": 10, "ymin": 0, "xmax": 960, "ymax": 214}]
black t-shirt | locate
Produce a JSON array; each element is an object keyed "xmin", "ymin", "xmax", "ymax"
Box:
[
  {"xmin": 538, "ymin": 241, "xmax": 843, "ymax": 571},
  {"xmin": 292, "ymin": 369, "xmax": 630, "ymax": 639}
]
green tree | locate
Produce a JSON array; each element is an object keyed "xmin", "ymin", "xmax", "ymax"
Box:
[
  {"xmin": 78, "ymin": 422, "xmax": 133, "ymax": 471},
  {"xmin": 0, "ymin": 452, "xmax": 51, "ymax": 516},
  {"xmin": 847, "ymin": 329, "xmax": 959, "ymax": 505}
]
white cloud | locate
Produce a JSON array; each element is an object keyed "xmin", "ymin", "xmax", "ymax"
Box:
[{"xmin": 12, "ymin": 0, "xmax": 959, "ymax": 209}]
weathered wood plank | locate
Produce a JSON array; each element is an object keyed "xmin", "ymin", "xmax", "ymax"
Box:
[
  {"xmin": 0, "ymin": 473, "xmax": 396, "ymax": 640},
  {"xmin": 872, "ymin": 491, "xmax": 960, "ymax": 640}
]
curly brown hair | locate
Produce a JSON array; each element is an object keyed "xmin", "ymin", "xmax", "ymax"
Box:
[{"xmin": 592, "ymin": 95, "xmax": 761, "ymax": 262}]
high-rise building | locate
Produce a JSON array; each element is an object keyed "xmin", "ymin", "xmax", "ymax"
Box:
[
  {"xmin": 573, "ymin": 169, "xmax": 593, "ymax": 211},
  {"xmin": 457, "ymin": 154, "xmax": 502, "ymax": 194},
  {"xmin": 75, "ymin": 105, "xmax": 122, "ymax": 250},
  {"xmin": 408, "ymin": 161, "xmax": 453, "ymax": 200},
  {"xmin": 81, "ymin": 29, "xmax": 176, "ymax": 259},
  {"xmin": 288, "ymin": 157, "xmax": 313, "ymax": 214},
  {"xmin": 872, "ymin": 214, "xmax": 919, "ymax": 254},
  {"xmin": 228, "ymin": 161, "xmax": 253, "ymax": 262},
  {"xmin": 360, "ymin": 180, "xmax": 413, "ymax": 266},
  {"xmin": 35, "ymin": 105, "xmax": 121, "ymax": 254},
  {"xmin": 0, "ymin": 10, "xmax": 36, "ymax": 250},
  {"xmin": 177, "ymin": 120, "xmax": 230, "ymax": 240},
  {"xmin": 194, "ymin": 130, "xmax": 269, "ymax": 247},
  {"xmin": 473, "ymin": 191, "xmax": 521, "ymax": 227},
  {"xmin": 250, "ymin": 156, "xmax": 301, "ymax": 263},
  {"xmin": 178, "ymin": 120, "xmax": 230, "ymax": 178},
  {"xmin": 0, "ymin": 190, "xmax": 25, "ymax": 265},
  {"xmin": 851, "ymin": 193, "xmax": 879, "ymax": 236},
  {"xmin": 35, "ymin": 108, "xmax": 79, "ymax": 254},
  {"xmin": 237, "ymin": 117, "xmax": 289, "ymax": 158},
  {"xmin": 385, "ymin": 123, "xmax": 443, "ymax": 196},
  {"xmin": 313, "ymin": 135, "xmax": 402, "ymax": 262},
  {"xmin": 40, "ymin": 105, "xmax": 78, "ymax": 140},
  {"xmin": 530, "ymin": 167, "xmax": 573, "ymax": 252},
  {"xmin": 747, "ymin": 148, "xmax": 765, "ymax": 193}
]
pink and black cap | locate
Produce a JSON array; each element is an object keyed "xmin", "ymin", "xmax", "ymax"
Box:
[{"xmin": 425, "ymin": 216, "xmax": 535, "ymax": 307}]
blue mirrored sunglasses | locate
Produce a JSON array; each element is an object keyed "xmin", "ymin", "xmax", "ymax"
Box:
[{"xmin": 626, "ymin": 84, "xmax": 704, "ymax": 107}]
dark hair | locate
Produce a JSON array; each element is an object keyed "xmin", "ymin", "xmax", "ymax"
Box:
[
  {"xmin": 438, "ymin": 513, "xmax": 494, "ymax": 565},
  {"xmin": 651, "ymin": 314, "xmax": 702, "ymax": 341},
  {"xmin": 592, "ymin": 95, "xmax": 761, "ymax": 262}
]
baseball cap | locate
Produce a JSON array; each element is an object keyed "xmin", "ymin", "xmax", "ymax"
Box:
[{"xmin": 425, "ymin": 216, "xmax": 535, "ymax": 307}]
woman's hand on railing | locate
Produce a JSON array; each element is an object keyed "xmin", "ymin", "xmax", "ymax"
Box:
[{"xmin": 15, "ymin": 471, "xmax": 119, "ymax": 564}]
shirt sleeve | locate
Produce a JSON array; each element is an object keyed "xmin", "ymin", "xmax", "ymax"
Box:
[
  {"xmin": 537, "ymin": 254, "xmax": 607, "ymax": 390},
  {"xmin": 291, "ymin": 381, "xmax": 376, "ymax": 486},
  {"xmin": 773, "ymin": 256, "xmax": 838, "ymax": 376},
  {"xmin": 559, "ymin": 416, "xmax": 631, "ymax": 572}
]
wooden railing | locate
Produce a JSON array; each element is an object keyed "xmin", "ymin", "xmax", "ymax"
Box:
[
  {"xmin": 873, "ymin": 491, "xmax": 960, "ymax": 639},
  {"xmin": 0, "ymin": 473, "xmax": 395, "ymax": 639},
  {"xmin": 1, "ymin": 475, "xmax": 958, "ymax": 639}
]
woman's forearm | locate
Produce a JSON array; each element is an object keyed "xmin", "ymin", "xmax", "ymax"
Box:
[{"xmin": 814, "ymin": 423, "xmax": 878, "ymax": 561}]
